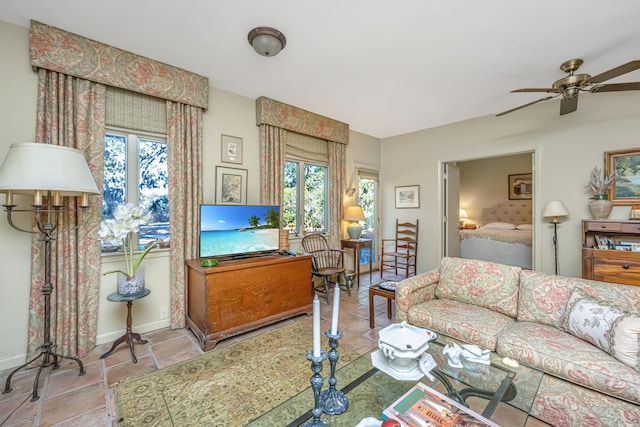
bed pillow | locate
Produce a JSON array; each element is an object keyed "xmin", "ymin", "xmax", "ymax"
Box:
[
  {"xmin": 516, "ymin": 224, "xmax": 533, "ymax": 230},
  {"xmin": 563, "ymin": 288, "xmax": 640, "ymax": 371},
  {"xmin": 481, "ymin": 222, "xmax": 516, "ymax": 230}
]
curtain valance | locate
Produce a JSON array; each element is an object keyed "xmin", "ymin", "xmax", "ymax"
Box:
[
  {"xmin": 256, "ymin": 97, "xmax": 349, "ymax": 144},
  {"xmin": 29, "ymin": 21, "xmax": 209, "ymax": 109}
]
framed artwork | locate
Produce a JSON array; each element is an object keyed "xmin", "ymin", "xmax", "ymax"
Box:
[
  {"xmin": 215, "ymin": 166, "xmax": 247, "ymax": 204},
  {"xmin": 395, "ymin": 185, "xmax": 420, "ymax": 208},
  {"xmin": 508, "ymin": 173, "xmax": 532, "ymax": 200},
  {"xmin": 605, "ymin": 148, "xmax": 640, "ymax": 205},
  {"xmin": 221, "ymin": 134, "xmax": 243, "ymax": 164}
]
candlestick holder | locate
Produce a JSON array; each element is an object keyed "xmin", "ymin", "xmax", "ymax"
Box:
[
  {"xmin": 302, "ymin": 350, "xmax": 330, "ymax": 427},
  {"xmin": 320, "ymin": 329, "xmax": 349, "ymax": 415}
]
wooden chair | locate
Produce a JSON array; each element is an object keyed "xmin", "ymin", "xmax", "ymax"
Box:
[
  {"xmin": 380, "ymin": 219, "xmax": 419, "ymax": 279},
  {"xmin": 302, "ymin": 234, "xmax": 350, "ymax": 303}
]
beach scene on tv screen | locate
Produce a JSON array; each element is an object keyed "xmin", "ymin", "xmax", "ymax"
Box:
[{"xmin": 200, "ymin": 205, "xmax": 280, "ymax": 257}]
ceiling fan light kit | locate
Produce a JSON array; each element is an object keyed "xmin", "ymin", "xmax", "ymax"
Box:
[
  {"xmin": 248, "ymin": 26, "xmax": 286, "ymax": 57},
  {"xmin": 497, "ymin": 59, "xmax": 640, "ymax": 117}
]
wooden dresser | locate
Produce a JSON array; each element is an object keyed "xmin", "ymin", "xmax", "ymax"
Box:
[
  {"xmin": 186, "ymin": 254, "xmax": 313, "ymax": 350},
  {"xmin": 582, "ymin": 219, "xmax": 640, "ymax": 286}
]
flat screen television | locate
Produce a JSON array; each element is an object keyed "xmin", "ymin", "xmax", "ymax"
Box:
[{"xmin": 199, "ymin": 204, "xmax": 280, "ymax": 259}]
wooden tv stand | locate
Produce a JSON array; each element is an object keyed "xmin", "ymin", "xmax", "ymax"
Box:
[{"xmin": 186, "ymin": 254, "xmax": 313, "ymax": 350}]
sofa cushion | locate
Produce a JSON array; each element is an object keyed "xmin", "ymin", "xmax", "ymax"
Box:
[
  {"xmin": 435, "ymin": 257, "xmax": 521, "ymax": 318},
  {"xmin": 517, "ymin": 270, "xmax": 640, "ymax": 329},
  {"xmin": 531, "ymin": 374, "xmax": 640, "ymax": 427},
  {"xmin": 496, "ymin": 321, "xmax": 640, "ymax": 404},
  {"xmin": 562, "ymin": 288, "xmax": 640, "ymax": 372},
  {"xmin": 406, "ymin": 299, "xmax": 515, "ymax": 351}
]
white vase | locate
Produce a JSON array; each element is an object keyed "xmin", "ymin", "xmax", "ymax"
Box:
[
  {"xmin": 117, "ymin": 266, "xmax": 145, "ymax": 295},
  {"xmin": 589, "ymin": 198, "xmax": 613, "ymax": 220}
]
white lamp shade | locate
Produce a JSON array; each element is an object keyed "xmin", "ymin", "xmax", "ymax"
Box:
[
  {"xmin": 344, "ymin": 206, "xmax": 365, "ymax": 222},
  {"xmin": 459, "ymin": 208, "xmax": 468, "ymax": 219},
  {"xmin": 0, "ymin": 143, "xmax": 99, "ymax": 196},
  {"xmin": 543, "ymin": 200, "xmax": 570, "ymax": 221}
]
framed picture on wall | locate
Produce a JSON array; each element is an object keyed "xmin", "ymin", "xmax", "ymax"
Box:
[
  {"xmin": 395, "ymin": 185, "xmax": 420, "ymax": 208},
  {"xmin": 221, "ymin": 134, "xmax": 243, "ymax": 164},
  {"xmin": 215, "ymin": 166, "xmax": 247, "ymax": 204},
  {"xmin": 508, "ymin": 173, "xmax": 532, "ymax": 200},
  {"xmin": 605, "ymin": 148, "xmax": 640, "ymax": 205}
]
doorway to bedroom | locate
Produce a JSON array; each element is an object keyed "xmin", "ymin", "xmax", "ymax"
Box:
[{"xmin": 443, "ymin": 151, "xmax": 534, "ymax": 269}]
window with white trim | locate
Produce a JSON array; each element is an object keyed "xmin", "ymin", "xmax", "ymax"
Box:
[
  {"xmin": 283, "ymin": 160, "xmax": 328, "ymax": 235},
  {"xmin": 103, "ymin": 130, "xmax": 169, "ymax": 247}
]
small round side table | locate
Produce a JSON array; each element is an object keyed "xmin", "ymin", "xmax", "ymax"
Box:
[{"xmin": 100, "ymin": 289, "xmax": 151, "ymax": 363}]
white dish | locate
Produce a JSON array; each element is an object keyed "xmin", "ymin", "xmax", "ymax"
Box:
[
  {"xmin": 371, "ymin": 349, "xmax": 425, "ymax": 381},
  {"xmin": 378, "ymin": 322, "xmax": 438, "ymax": 353}
]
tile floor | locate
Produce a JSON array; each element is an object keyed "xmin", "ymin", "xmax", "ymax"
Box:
[{"xmin": 0, "ymin": 272, "xmax": 549, "ymax": 427}]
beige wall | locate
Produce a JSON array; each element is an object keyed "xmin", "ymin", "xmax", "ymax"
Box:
[
  {"xmin": 459, "ymin": 153, "xmax": 533, "ymax": 226},
  {"xmin": 380, "ymin": 90, "xmax": 640, "ymax": 278},
  {"xmin": 0, "ymin": 21, "xmax": 382, "ymax": 369}
]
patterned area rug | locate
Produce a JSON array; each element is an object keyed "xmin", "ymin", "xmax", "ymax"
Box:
[{"xmin": 115, "ymin": 322, "xmax": 360, "ymax": 426}]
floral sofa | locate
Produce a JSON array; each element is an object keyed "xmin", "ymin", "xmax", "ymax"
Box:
[{"xmin": 395, "ymin": 257, "xmax": 640, "ymax": 427}]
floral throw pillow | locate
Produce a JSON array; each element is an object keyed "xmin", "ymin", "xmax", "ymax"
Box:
[
  {"xmin": 563, "ymin": 288, "xmax": 640, "ymax": 371},
  {"xmin": 563, "ymin": 289, "xmax": 624, "ymax": 352}
]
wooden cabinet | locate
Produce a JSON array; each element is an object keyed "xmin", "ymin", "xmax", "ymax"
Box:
[
  {"xmin": 186, "ymin": 254, "xmax": 313, "ymax": 350},
  {"xmin": 582, "ymin": 219, "xmax": 640, "ymax": 286}
]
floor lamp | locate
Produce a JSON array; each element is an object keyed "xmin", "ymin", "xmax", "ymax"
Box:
[
  {"xmin": 542, "ymin": 200, "xmax": 570, "ymax": 275},
  {"xmin": 0, "ymin": 142, "xmax": 99, "ymax": 401}
]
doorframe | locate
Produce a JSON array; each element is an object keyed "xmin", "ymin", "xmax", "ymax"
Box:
[
  {"xmin": 438, "ymin": 149, "xmax": 541, "ymax": 271},
  {"xmin": 355, "ymin": 164, "xmax": 380, "ymax": 273}
]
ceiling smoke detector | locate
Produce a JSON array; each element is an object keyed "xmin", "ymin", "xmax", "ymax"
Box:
[{"xmin": 248, "ymin": 27, "xmax": 286, "ymax": 57}]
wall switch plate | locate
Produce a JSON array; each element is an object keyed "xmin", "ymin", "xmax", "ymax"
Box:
[{"xmin": 160, "ymin": 306, "xmax": 169, "ymax": 320}]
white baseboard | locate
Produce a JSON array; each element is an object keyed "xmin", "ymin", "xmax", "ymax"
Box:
[
  {"xmin": 0, "ymin": 320, "xmax": 171, "ymax": 371},
  {"xmin": 96, "ymin": 319, "xmax": 171, "ymax": 345},
  {"xmin": 0, "ymin": 353, "xmax": 28, "ymax": 372}
]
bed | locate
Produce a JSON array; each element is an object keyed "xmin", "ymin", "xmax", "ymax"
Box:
[{"xmin": 459, "ymin": 201, "xmax": 532, "ymax": 269}]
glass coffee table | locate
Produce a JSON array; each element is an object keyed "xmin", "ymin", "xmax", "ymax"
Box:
[{"xmin": 248, "ymin": 336, "xmax": 544, "ymax": 427}]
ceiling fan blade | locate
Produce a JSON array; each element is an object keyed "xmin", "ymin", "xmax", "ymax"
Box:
[
  {"xmin": 560, "ymin": 96, "xmax": 578, "ymax": 115},
  {"xmin": 588, "ymin": 60, "xmax": 640, "ymax": 84},
  {"xmin": 591, "ymin": 82, "xmax": 640, "ymax": 93},
  {"xmin": 511, "ymin": 88, "xmax": 558, "ymax": 93},
  {"xmin": 496, "ymin": 96, "xmax": 555, "ymax": 117}
]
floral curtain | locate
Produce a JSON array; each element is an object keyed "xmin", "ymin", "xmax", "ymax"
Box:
[
  {"xmin": 256, "ymin": 97, "xmax": 348, "ymax": 246},
  {"xmin": 30, "ymin": 69, "xmax": 105, "ymax": 359},
  {"xmin": 28, "ymin": 20, "xmax": 208, "ymax": 349},
  {"xmin": 327, "ymin": 141, "xmax": 346, "ymax": 248},
  {"xmin": 167, "ymin": 102, "xmax": 203, "ymax": 329},
  {"xmin": 259, "ymin": 125, "xmax": 287, "ymax": 206}
]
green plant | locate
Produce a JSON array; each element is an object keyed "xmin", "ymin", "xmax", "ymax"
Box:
[
  {"xmin": 98, "ymin": 203, "xmax": 158, "ymax": 277},
  {"xmin": 586, "ymin": 166, "xmax": 615, "ymax": 196}
]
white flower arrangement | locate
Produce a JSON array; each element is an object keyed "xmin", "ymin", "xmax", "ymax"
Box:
[{"xmin": 99, "ymin": 203, "xmax": 158, "ymax": 277}]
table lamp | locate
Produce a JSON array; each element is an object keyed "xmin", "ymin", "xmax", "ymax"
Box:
[
  {"xmin": 0, "ymin": 142, "xmax": 99, "ymax": 401},
  {"xmin": 542, "ymin": 200, "xmax": 570, "ymax": 275},
  {"xmin": 459, "ymin": 208, "xmax": 469, "ymax": 227},
  {"xmin": 344, "ymin": 206, "xmax": 365, "ymax": 240}
]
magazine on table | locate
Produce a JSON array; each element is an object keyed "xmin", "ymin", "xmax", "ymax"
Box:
[{"xmin": 382, "ymin": 382, "xmax": 500, "ymax": 427}]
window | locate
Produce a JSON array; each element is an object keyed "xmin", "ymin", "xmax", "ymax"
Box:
[
  {"xmin": 103, "ymin": 130, "xmax": 169, "ymax": 248},
  {"xmin": 283, "ymin": 160, "xmax": 328, "ymax": 235}
]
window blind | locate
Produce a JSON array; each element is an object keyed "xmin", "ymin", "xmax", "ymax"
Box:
[
  {"xmin": 286, "ymin": 132, "xmax": 328, "ymax": 163},
  {"xmin": 106, "ymin": 87, "xmax": 167, "ymax": 134}
]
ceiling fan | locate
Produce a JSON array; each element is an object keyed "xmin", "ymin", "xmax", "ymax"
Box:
[{"xmin": 497, "ymin": 59, "xmax": 640, "ymax": 116}]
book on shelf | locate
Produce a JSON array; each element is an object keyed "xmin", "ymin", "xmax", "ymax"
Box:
[{"xmin": 382, "ymin": 382, "xmax": 499, "ymax": 427}]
